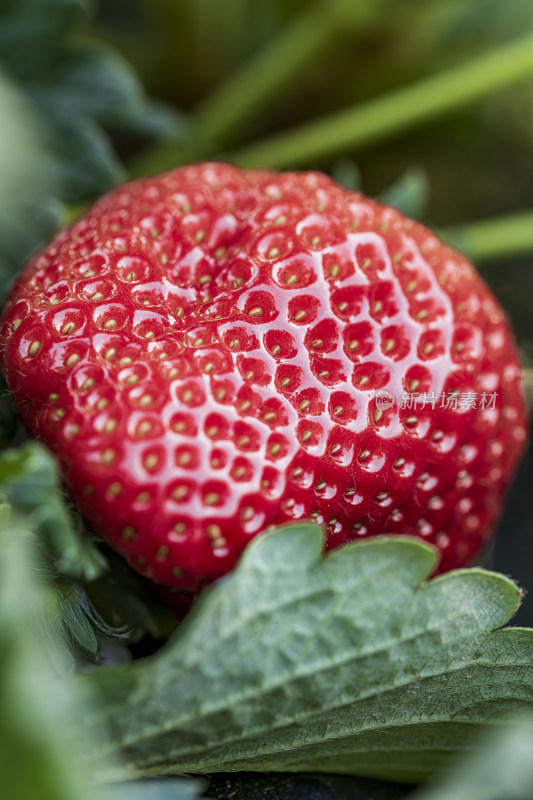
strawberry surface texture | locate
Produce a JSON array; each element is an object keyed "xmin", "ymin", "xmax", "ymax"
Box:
[{"xmin": 0, "ymin": 163, "xmax": 527, "ymax": 588}]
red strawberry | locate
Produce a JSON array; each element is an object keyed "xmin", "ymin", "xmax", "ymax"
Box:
[{"xmin": 0, "ymin": 163, "xmax": 527, "ymax": 588}]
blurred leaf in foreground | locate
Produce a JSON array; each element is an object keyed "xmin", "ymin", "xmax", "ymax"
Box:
[
  {"xmin": 78, "ymin": 524, "xmax": 533, "ymax": 783},
  {"xmin": 0, "ymin": 443, "xmax": 148, "ymax": 669},
  {"xmin": 0, "ymin": 441, "xmax": 103, "ymax": 581},
  {"xmin": 0, "ymin": 513, "xmax": 201, "ymax": 800},
  {"xmin": 0, "ymin": 0, "xmax": 181, "ymax": 302},
  {"xmin": 0, "ymin": 72, "xmax": 59, "ymax": 301},
  {"xmin": 0, "ymin": 520, "xmax": 90, "ymax": 800},
  {"xmin": 416, "ymin": 714, "xmax": 533, "ymax": 800},
  {"xmin": 0, "ymin": 442, "xmax": 111, "ymax": 670},
  {"xmin": 0, "ymin": 0, "xmax": 179, "ymax": 200},
  {"xmin": 0, "ymin": 442, "xmax": 179, "ymax": 660}
]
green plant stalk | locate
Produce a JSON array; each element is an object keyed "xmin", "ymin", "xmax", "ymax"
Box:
[
  {"xmin": 230, "ymin": 33, "xmax": 533, "ymax": 168},
  {"xmin": 442, "ymin": 210, "xmax": 533, "ymax": 263},
  {"xmin": 195, "ymin": 0, "xmax": 386, "ymax": 147}
]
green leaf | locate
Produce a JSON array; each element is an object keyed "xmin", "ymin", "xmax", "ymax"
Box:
[
  {"xmin": 0, "ymin": 442, "xmax": 152, "ymax": 665},
  {"xmin": 78, "ymin": 524, "xmax": 533, "ymax": 783},
  {"xmin": 0, "ymin": 506, "xmax": 200, "ymax": 800},
  {"xmin": 0, "ymin": 0, "xmax": 86, "ymax": 79},
  {"xmin": 418, "ymin": 714, "xmax": 533, "ymax": 800},
  {"xmin": 0, "ymin": 0, "xmax": 182, "ymax": 295},
  {"xmin": 0, "ymin": 442, "xmax": 179, "ymax": 652},
  {"xmin": 0, "ymin": 71, "xmax": 60, "ymax": 304},
  {"xmin": 56, "ymin": 582, "xmax": 99, "ymax": 656},
  {"xmin": 85, "ymin": 550, "xmax": 176, "ymax": 641},
  {"xmin": 378, "ymin": 167, "xmax": 429, "ymax": 218},
  {"xmin": 29, "ymin": 44, "xmax": 143, "ymax": 122},
  {"xmin": 0, "ymin": 521, "xmax": 91, "ymax": 800},
  {"xmin": 0, "ymin": 442, "xmax": 104, "ymax": 580},
  {"xmin": 42, "ymin": 114, "xmax": 124, "ymax": 203},
  {"xmin": 331, "ymin": 157, "xmax": 362, "ymax": 191}
]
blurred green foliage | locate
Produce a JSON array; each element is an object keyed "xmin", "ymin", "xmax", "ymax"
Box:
[
  {"xmin": 0, "ymin": 443, "xmax": 178, "ymax": 670},
  {"xmin": 0, "ymin": 0, "xmax": 179, "ymax": 302},
  {"xmin": 0, "ymin": 442, "xmax": 103, "ymax": 580},
  {"xmin": 417, "ymin": 714, "xmax": 533, "ymax": 800},
  {"xmin": 0, "ymin": 520, "xmax": 92, "ymax": 799},
  {"xmin": 0, "ymin": 515, "xmax": 201, "ymax": 800},
  {"xmin": 1, "ymin": 3, "xmax": 533, "ymax": 798}
]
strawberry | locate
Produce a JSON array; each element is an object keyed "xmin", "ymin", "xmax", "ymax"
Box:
[{"xmin": 0, "ymin": 163, "xmax": 527, "ymax": 589}]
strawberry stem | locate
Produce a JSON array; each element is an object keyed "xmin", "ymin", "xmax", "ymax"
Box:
[
  {"xmin": 229, "ymin": 33, "xmax": 533, "ymax": 168},
  {"xmin": 194, "ymin": 0, "xmax": 385, "ymax": 148},
  {"xmin": 442, "ymin": 210, "xmax": 533, "ymax": 263}
]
